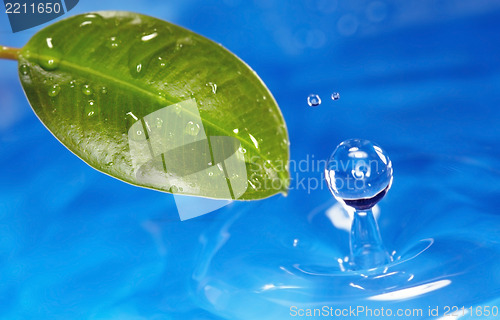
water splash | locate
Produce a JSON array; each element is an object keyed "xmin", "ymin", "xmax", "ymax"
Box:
[{"xmin": 325, "ymin": 139, "xmax": 393, "ymax": 269}]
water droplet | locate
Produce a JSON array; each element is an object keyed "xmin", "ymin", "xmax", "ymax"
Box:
[
  {"xmin": 158, "ymin": 57, "xmax": 166, "ymax": 67},
  {"xmin": 39, "ymin": 38, "xmax": 61, "ymax": 71},
  {"xmin": 207, "ymin": 82, "xmax": 217, "ymax": 94},
  {"xmin": 325, "ymin": 139, "xmax": 393, "ymax": 270},
  {"xmin": 239, "ymin": 147, "xmax": 247, "ymax": 154},
  {"xmin": 307, "ymin": 94, "xmax": 321, "ymax": 107},
  {"xmin": 107, "ymin": 36, "xmax": 120, "ymax": 49},
  {"xmin": 101, "ymin": 86, "xmax": 108, "ymax": 94},
  {"xmin": 137, "ymin": 130, "xmax": 143, "ymax": 136},
  {"xmin": 184, "ymin": 121, "xmax": 200, "ymax": 136},
  {"xmin": 141, "ymin": 32, "xmax": 158, "ymax": 42},
  {"xmin": 107, "ymin": 161, "xmax": 114, "ymax": 166},
  {"xmin": 155, "ymin": 118, "xmax": 163, "ymax": 128},
  {"xmin": 233, "ymin": 128, "xmax": 239, "ymax": 134},
  {"xmin": 208, "ymin": 172, "xmax": 214, "ymax": 177},
  {"xmin": 173, "ymin": 104, "xmax": 182, "ymax": 115},
  {"xmin": 325, "ymin": 139, "xmax": 393, "ymax": 207},
  {"xmin": 175, "ymin": 37, "xmax": 194, "ymax": 51},
  {"xmin": 170, "ymin": 185, "xmax": 179, "ymax": 193},
  {"xmin": 69, "ymin": 80, "xmax": 76, "ymax": 88},
  {"xmin": 79, "ymin": 13, "xmax": 105, "ymax": 28},
  {"xmin": 82, "ymin": 85, "xmax": 93, "ymax": 96},
  {"xmin": 48, "ymin": 84, "xmax": 61, "ymax": 97},
  {"xmin": 331, "ymin": 92, "xmax": 340, "ymax": 100},
  {"xmin": 19, "ymin": 64, "xmax": 29, "ymax": 75},
  {"xmin": 87, "ymin": 111, "xmax": 95, "ymax": 117},
  {"xmin": 128, "ymin": 31, "xmax": 162, "ymax": 78}
]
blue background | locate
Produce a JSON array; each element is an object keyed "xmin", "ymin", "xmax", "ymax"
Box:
[{"xmin": 1, "ymin": 0, "xmax": 500, "ymax": 319}]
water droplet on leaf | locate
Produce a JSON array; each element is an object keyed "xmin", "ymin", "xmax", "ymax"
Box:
[
  {"xmin": 48, "ymin": 84, "xmax": 61, "ymax": 97},
  {"xmin": 185, "ymin": 121, "xmax": 201, "ymax": 136},
  {"xmin": 39, "ymin": 38, "xmax": 61, "ymax": 71},
  {"xmin": 19, "ymin": 64, "xmax": 29, "ymax": 75},
  {"xmin": 82, "ymin": 85, "xmax": 93, "ymax": 95}
]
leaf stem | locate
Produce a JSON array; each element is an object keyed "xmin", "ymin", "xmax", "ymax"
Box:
[{"xmin": 0, "ymin": 45, "xmax": 21, "ymax": 60}]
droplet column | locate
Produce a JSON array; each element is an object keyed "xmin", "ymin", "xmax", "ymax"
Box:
[
  {"xmin": 325, "ymin": 139, "xmax": 393, "ymax": 270},
  {"xmin": 350, "ymin": 208, "xmax": 390, "ymax": 269}
]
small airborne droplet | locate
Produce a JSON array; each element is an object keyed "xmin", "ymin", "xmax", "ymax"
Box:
[
  {"xmin": 69, "ymin": 80, "xmax": 76, "ymax": 88},
  {"xmin": 307, "ymin": 94, "xmax": 321, "ymax": 107},
  {"xmin": 48, "ymin": 84, "xmax": 61, "ymax": 97},
  {"xmin": 184, "ymin": 121, "xmax": 200, "ymax": 136},
  {"xmin": 331, "ymin": 92, "xmax": 340, "ymax": 100}
]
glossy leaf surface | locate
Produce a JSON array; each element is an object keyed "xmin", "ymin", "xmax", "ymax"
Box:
[{"xmin": 18, "ymin": 11, "xmax": 289, "ymax": 200}]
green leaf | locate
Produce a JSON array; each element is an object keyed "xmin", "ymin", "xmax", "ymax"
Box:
[{"xmin": 18, "ymin": 11, "xmax": 290, "ymax": 200}]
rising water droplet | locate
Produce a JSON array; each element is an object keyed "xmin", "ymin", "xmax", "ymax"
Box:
[
  {"xmin": 48, "ymin": 84, "xmax": 61, "ymax": 97},
  {"xmin": 331, "ymin": 92, "xmax": 340, "ymax": 100},
  {"xmin": 82, "ymin": 85, "xmax": 93, "ymax": 96},
  {"xmin": 170, "ymin": 185, "xmax": 179, "ymax": 193},
  {"xmin": 325, "ymin": 139, "xmax": 393, "ymax": 270},
  {"xmin": 185, "ymin": 121, "xmax": 201, "ymax": 136},
  {"xmin": 325, "ymin": 139, "xmax": 392, "ymax": 205},
  {"xmin": 307, "ymin": 94, "xmax": 321, "ymax": 107}
]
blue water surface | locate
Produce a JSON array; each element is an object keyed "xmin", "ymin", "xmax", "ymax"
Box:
[{"xmin": 1, "ymin": 1, "xmax": 500, "ymax": 319}]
